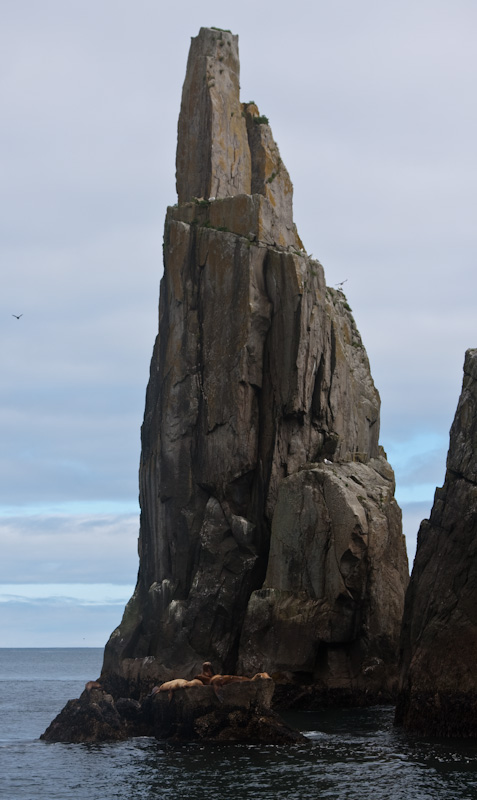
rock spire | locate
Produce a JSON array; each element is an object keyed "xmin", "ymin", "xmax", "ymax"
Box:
[
  {"xmin": 396, "ymin": 348, "xmax": 477, "ymax": 736},
  {"xmin": 101, "ymin": 27, "xmax": 408, "ymax": 703}
]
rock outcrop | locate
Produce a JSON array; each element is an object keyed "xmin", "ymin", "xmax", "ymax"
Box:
[
  {"xmin": 145, "ymin": 677, "xmax": 305, "ymax": 743},
  {"xmin": 396, "ymin": 348, "xmax": 477, "ymax": 736},
  {"xmin": 41, "ymin": 676, "xmax": 304, "ymax": 744},
  {"xmin": 41, "ymin": 684, "xmax": 146, "ymax": 743},
  {"xmin": 97, "ymin": 27, "xmax": 408, "ymax": 705}
]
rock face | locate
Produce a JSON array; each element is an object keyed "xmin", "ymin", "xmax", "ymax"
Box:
[
  {"xmin": 41, "ymin": 685, "xmax": 146, "ymax": 743},
  {"xmin": 41, "ymin": 677, "xmax": 304, "ymax": 744},
  {"xmin": 396, "ymin": 348, "xmax": 477, "ymax": 736},
  {"xmin": 146, "ymin": 678, "xmax": 305, "ymax": 743},
  {"xmin": 101, "ymin": 27, "xmax": 408, "ymax": 704}
]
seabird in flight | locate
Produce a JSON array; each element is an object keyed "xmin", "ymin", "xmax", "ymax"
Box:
[{"xmin": 12, "ymin": 314, "xmax": 23, "ymax": 319}]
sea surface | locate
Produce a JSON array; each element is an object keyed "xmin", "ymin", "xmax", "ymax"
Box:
[{"xmin": 1, "ymin": 648, "xmax": 477, "ymax": 800}]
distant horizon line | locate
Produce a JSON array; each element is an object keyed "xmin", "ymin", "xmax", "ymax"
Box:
[{"xmin": 0, "ymin": 645, "xmax": 105, "ymax": 649}]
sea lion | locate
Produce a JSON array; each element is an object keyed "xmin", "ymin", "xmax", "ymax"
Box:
[
  {"xmin": 209, "ymin": 674, "xmax": 250, "ymax": 687},
  {"xmin": 194, "ymin": 661, "xmax": 215, "ymax": 685},
  {"xmin": 251, "ymin": 672, "xmax": 271, "ymax": 680},
  {"xmin": 158, "ymin": 679, "xmax": 190, "ymax": 692},
  {"xmin": 209, "ymin": 673, "xmax": 251, "ymax": 701},
  {"xmin": 84, "ymin": 680, "xmax": 103, "ymax": 692},
  {"xmin": 158, "ymin": 678, "xmax": 203, "ymax": 701}
]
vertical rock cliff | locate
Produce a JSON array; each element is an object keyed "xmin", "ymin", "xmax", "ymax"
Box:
[
  {"xmin": 396, "ymin": 348, "xmax": 477, "ymax": 735},
  {"xmin": 102, "ymin": 27, "xmax": 408, "ymax": 702}
]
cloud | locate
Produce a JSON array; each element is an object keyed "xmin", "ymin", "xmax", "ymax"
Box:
[
  {"xmin": 0, "ymin": 1, "xmax": 475, "ymax": 645},
  {"xmin": 0, "ymin": 598, "xmax": 128, "ymax": 648},
  {"xmin": 0, "ymin": 583, "xmax": 133, "ymax": 604},
  {"xmin": 0, "ymin": 513, "xmax": 139, "ymax": 584}
]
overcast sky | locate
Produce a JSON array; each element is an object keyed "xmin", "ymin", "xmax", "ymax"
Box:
[{"xmin": 1, "ymin": 0, "xmax": 476, "ymax": 647}]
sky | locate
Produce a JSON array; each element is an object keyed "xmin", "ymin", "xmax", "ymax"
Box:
[{"xmin": 1, "ymin": 0, "xmax": 476, "ymax": 647}]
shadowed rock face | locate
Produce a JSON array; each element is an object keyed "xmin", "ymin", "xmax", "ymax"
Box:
[
  {"xmin": 396, "ymin": 348, "xmax": 477, "ymax": 736},
  {"xmin": 41, "ymin": 678, "xmax": 305, "ymax": 744},
  {"xmin": 101, "ymin": 27, "xmax": 408, "ymax": 702}
]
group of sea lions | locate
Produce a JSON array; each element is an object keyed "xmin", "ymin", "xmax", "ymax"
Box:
[
  {"xmin": 83, "ymin": 663, "xmax": 271, "ymax": 703},
  {"xmin": 151, "ymin": 662, "xmax": 271, "ymax": 701}
]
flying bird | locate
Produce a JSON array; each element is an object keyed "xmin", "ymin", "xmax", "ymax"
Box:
[
  {"xmin": 12, "ymin": 314, "xmax": 23, "ymax": 319},
  {"xmin": 335, "ymin": 280, "xmax": 348, "ymax": 290}
]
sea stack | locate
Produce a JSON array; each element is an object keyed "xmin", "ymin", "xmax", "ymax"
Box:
[
  {"xmin": 396, "ymin": 348, "xmax": 477, "ymax": 736},
  {"xmin": 101, "ymin": 27, "xmax": 409, "ymax": 703}
]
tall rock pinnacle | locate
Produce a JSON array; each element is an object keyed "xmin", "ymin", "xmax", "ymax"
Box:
[
  {"xmin": 176, "ymin": 29, "xmax": 251, "ymax": 202},
  {"xmin": 176, "ymin": 27, "xmax": 299, "ymax": 248},
  {"xmin": 396, "ymin": 348, "xmax": 477, "ymax": 736},
  {"xmin": 101, "ymin": 28, "xmax": 408, "ymax": 703}
]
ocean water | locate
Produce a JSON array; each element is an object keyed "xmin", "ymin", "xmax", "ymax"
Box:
[{"xmin": 1, "ymin": 649, "xmax": 477, "ymax": 800}]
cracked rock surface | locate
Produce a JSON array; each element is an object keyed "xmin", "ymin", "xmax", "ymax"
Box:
[
  {"xmin": 99, "ymin": 27, "xmax": 408, "ymax": 704},
  {"xmin": 396, "ymin": 348, "xmax": 477, "ymax": 736}
]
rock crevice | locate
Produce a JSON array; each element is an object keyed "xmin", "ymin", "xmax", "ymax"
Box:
[
  {"xmin": 396, "ymin": 348, "xmax": 477, "ymax": 736},
  {"xmin": 97, "ymin": 27, "xmax": 409, "ymax": 703}
]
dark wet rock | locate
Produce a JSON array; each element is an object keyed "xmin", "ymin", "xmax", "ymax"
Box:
[
  {"xmin": 40, "ymin": 687, "xmax": 136, "ymax": 743},
  {"xmin": 144, "ymin": 678, "xmax": 306, "ymax": 743},
  {"xmin": 273, "ymin": 683, "xmax": 397, "ymax": 711},
  {"xmin": 396, "ymin": 348, "xmax": 477, "ymax": 737},
  {"xmin": 41, "ymin": 677, "xmax": 305, "ymax": 744}
]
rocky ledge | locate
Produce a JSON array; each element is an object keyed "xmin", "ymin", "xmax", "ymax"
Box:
[{"xmin": 41, "ymin": 675, "xmax": 306, "ymax": 744}]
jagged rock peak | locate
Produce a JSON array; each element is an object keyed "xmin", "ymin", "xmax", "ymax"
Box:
[
  {"xmin": 176, "ymin": 27, "xmax": 299, "ymax": 248},
  {"xmin": 99, "ymin": 28, "xmax": 408, "ymax": 705},
  {"xmin": 396, "ymin": 348, "xmax": 477, "ymax": 736},
  {"xmin": 447, "ymin": 347, "xmax": 477, "ymax": 482},
  {"xmin": 176, "ymin": 28, "xmax": 249, "ymax": 203}
]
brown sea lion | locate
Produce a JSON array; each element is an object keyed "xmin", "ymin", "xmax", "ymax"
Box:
[
  {"xmin": 84, "ymin": 680, "xmax": 103, "ymax": 692},
  {"xmin": 209, "ymin": 674, "xmax": 251, "ymax": 701},
  {"xmin": 158, "ymin": 678, "xmax": 203, "ymax": 701},
  {"xmin": 194, "ymin": 661, "xmax": 215, "ymax": 685},
  {"xmin": 158, "ymin": 679, "xmax": 190, "ymax": 693},
  {"xmin": 209, "ymin": 674, "xmax": 250, "ymax": 687},
  {"xmin": 251, "ymin": 672, "xmax": 271, "ymax": 680}
]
